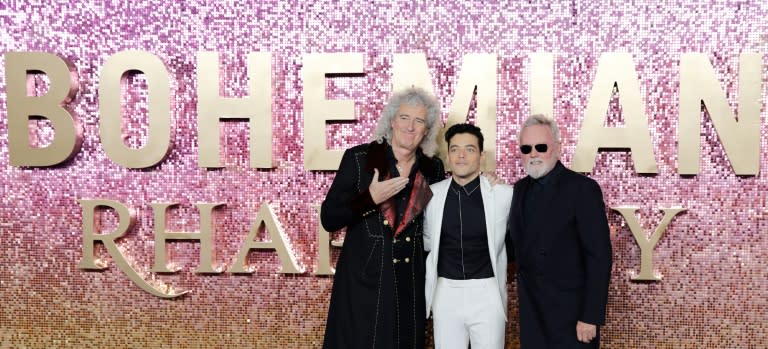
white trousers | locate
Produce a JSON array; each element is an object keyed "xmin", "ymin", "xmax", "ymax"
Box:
[{"xmin": 432, "ymin": 277, "xmax": 506, "ymax": 349}]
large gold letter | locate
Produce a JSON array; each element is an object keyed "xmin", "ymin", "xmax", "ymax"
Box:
[
  {"xmin": 392, "ymin": 53, "xmax": 434, "ymax": 94},
  {"xmin": 230, "ymin": 202, "xmax": 303, "ymax": 273},
  {"xmin": 302, "ymin": 53, "xmax": 363, "ymax": 170},
  {"xmin": 5, "ymin": 52, "xmax": 81, "ymax": 166},
  {"xmin": 99, "ymin": 51, "xmax": 172, "ymax": 168},
  {"xmin": 197, "ymin": 52, "xmax": 273, "ymax": 168},
  {"xmin": 529, "ymin": 52, "xmax": 554, "ymax": 118},
  {"xmin": 313, "ymin": 205, "xmax": 343, "ymax": 275},
  {"xmin": 679, "ymin": 53, "xmax": 761, "ymax": 175},
  {"xmin": 572, "ymin": 53, "xmax": 657, "ymax": 173},
  {"xmin": 393, "ymin": 53, "xmax": 497, "ymax": 168},
  {"xmin": 612, "ymin": 206, "xmax": 686, "ymax": 281},
  {"xmin": 78, "ymin": 199, "xmax": 187, "ymax": 298},
  {"xmin": 151, "ymin": 203, "xmax": 225, "ymax": 273}
]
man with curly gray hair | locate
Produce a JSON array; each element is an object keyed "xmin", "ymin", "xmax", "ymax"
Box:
[
  {"xmin": 371, "ymin": 88, "xmax": 442, "ymax": 158},
  {"xmin": 321, "ymin": 87, "xmax": 446, "ymax": 349}
]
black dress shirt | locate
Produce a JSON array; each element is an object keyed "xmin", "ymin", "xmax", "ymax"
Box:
[
  {"xmin": 523, "ymin": 161, "xmax": 565, "ymax": 225},
  {"xmin": 437, "ymin": 176, "xmax": 493, "ymax": 279}
]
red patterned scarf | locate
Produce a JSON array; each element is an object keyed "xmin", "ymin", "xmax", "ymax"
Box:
[{"xmin": 378, "ymin": 171, "xmax": 433, "ymax": 237}]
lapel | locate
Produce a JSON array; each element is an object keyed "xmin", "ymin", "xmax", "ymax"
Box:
[
  {"xmin": 392, "ymin": 173, "xmax": 432, "ymax": 236},
  {"xmin": 479, "ymin": 176, "xmax": 497, "ymax": 274},
  {"xmin": 513, "ymin": 176, "xmax": 531, "ymax": 232},
  {"xmin": 517, "ymin": 176, "xmax": 539, "ymax": 256},
  {"xmin": 430, "ymin": 179, "xmax": 451, "ymax": 255}
]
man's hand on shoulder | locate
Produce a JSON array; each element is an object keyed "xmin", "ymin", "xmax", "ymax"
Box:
[{"xmin": 481, "ymin": 172, "xmax": 506, "ymax": 186}]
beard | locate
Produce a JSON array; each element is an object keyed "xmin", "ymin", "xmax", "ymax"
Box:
[{"xmin": 524, "ymin": 158, "xmax": 556, "ymax": 179}]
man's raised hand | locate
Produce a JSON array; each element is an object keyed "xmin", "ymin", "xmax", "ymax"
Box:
[{"xmin": 369, "ymin": 168, "xmax": 409, "ymax": 204}]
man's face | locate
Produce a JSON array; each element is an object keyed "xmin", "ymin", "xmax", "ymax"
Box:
[
  {"xmin": 390, "ymin": 104, "xmax": 428, "ymax": 152},
  {"xmin": 519, "ymin": 124, "xmax": 560, "ymax": 179},
  {"xmin": 448, "ymin": 133, "xmax": 484, "ymax": 182}
]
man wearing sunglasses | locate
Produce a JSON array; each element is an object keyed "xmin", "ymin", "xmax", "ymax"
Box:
[
  {"xmin": 507, "ymin": 114, "xmax": 613, "ymax": 349},
  {"xmin": 423, "ymin": 123, "xmax": 513, "ymax": 349}
]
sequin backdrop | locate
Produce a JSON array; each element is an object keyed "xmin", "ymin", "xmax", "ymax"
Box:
[{"xmin": 1, "ymin": 1, "xmax": 767, "ymax": 348}]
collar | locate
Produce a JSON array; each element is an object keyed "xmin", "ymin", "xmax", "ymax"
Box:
[
  {"xmin": 531, "ymin": 160, "xmax": 565, "ymax": 186},
  {"xmin": 450, "ymin": 175, "xmax": 481, "ymax": 195},
  {"xmin": 365, "ymin": 140, "xmax": 436, "ymax": 177}
]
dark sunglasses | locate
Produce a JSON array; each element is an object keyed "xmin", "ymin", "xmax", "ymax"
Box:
[{"xmin": 519, "ymin": 144, "xmax": 548, "ymax": 154}]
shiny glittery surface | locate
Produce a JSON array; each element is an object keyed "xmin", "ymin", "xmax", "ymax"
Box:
[{"xmin": 2, "ymin": 1, "xmax": 768, "ymax": 348}]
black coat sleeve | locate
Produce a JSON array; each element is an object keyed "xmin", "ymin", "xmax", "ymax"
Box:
[
  {"xmin": 320, "ymin": 147, "xmax": 378, "ymax": 232},
  {"xmin": 576, "ymin": 178, "xmax": 613, "ymax": 325}
]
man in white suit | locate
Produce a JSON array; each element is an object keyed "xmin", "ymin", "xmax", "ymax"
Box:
[{"xmin": 424, "ymin": 123, "xmax": 513, "ymax": 349}]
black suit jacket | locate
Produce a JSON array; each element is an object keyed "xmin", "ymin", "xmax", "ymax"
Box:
[{"xmin": 507, "ymin": 161, "xmax": 612, "ymax": 348}]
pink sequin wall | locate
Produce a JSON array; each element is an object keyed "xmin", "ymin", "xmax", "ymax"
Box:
[{"xmin": 1, "ymin": 1, "xmax": 767, "ymax": 348}]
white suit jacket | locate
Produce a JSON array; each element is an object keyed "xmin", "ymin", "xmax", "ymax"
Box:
[{"xmin": 424, "ymin": 175, "xmax": 514, "ymax": 319}]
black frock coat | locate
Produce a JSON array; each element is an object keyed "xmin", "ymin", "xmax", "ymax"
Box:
[
  {"xmin": 507, "ymin": 161, "xmax": 613, "ymax": 349},
  {"xmin": 321, "ymin": 141, "xmax": 444, "ymax": 349}
]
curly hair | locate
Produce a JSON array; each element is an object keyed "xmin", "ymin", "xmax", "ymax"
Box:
[{"xmin": 372, "ymin": 87, "xmax": 441, "ymax": 157}]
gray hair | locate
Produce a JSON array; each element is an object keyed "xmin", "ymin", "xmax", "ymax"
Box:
[
  {"xmin": 372, "ymin": 87, "xmax": 441, "ymax": 156},
  {"xmin": 519, "ymin": 114, "xmax": 561, "ymax": 144}
]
